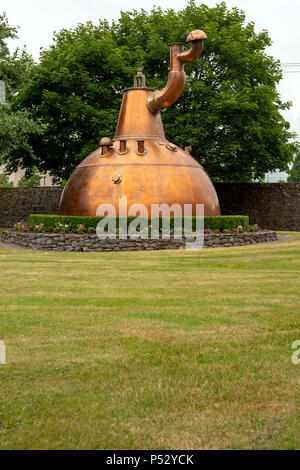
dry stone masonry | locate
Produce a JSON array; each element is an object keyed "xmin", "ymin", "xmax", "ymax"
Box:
[
  {"xmin": 215, "ymin": 182, "xmax": 300, "ymax": 231},
  {"xmin": 0, "ymin": 187, "xmax": 62, "ymax": 227},
  {"xmin": 1, "ymin": 230, "xmax": 277, "ymax": 252}
]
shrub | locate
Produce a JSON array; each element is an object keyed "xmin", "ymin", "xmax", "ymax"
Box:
[
  {"xmin": 14, "ymin": 221, "xmax": 30, "ymax": 231},
  {"xmin": 32, "ymin": 223, "xmax": 47, "ymax": 233},
  {"xmin": 52, "ymin": 222, "xmax": 71, "ymax": 233},
  {"xmin": 18, "ymin": 171, "xmax": 41, "ymax": 187},
  {"xmin": 0, "ymin": 173, "xmax": 13, "ymax": 187},
  {"xmin": 29, "ymin": 214, "xmax": 249, "ymax": 233}
]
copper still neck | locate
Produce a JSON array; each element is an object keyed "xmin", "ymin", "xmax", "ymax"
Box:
[
  {"xmin": 147, "ymin": 30, "xmax": 207, "ymax": 113},
  {"xmin": 114, "ymin": 87, "xmax": 165, "ymax": 141},
  {"xmin": 114, "ymin": 30, "xmax": 207, "ymax": 141}
]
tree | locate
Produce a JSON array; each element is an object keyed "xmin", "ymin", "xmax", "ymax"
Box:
[
  {"xmin": 288, "ymin": 153, "xmax": 300, "ymax": 182},
  {"xmin": 18, "ymin": 168, "xmax": 41, "ymax": 187},
  {"xmin": 0, "ymin": 12, "xmax": 45, "ymax": 174},
  {"xmin": 0, "ymin": 172, "xmax": 13, "ymax": 187},
  {"xmin": 0, "ymin": 105, "xmax": 46, "ymax": 173},
  {"xmin": 0, "ymin": 12, "xmax": 33, "ymax": 100},
  {"xmin": 5, "ymin": 1, "xmax": 299, "ymax": 181}
]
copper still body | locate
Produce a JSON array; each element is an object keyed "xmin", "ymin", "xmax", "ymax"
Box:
[{"xmin": 59, "ymin": 30, "xmax": 220, "ymax": 216}]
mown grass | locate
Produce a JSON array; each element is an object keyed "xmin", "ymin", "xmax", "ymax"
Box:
[{"xmin": 0, "ymin": 232, "xmax": 299, "ymax": 449}]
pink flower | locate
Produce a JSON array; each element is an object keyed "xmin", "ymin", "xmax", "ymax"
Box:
[{"xmin": 205, "ymin": 228, "xmax": 211, "ymax": 233}]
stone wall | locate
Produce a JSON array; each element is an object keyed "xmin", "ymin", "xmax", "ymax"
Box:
[
  {"xmin": 1, "ymin": 183, "xmax": 300, "ymax": 231},
  {"xmin": 214, "ymin": 183, "xmax": 300, "ymax": 231},
  {"xmin": 0, "ymin": 187, "xmax": 63, "ymax": 227},
  {"xmin": 1, "ymin": 230, "xmax": 277, "ymax": 252}
]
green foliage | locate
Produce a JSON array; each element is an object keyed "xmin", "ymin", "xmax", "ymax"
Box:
[
  {"xmin": 0, "ymin": 12, "xmax": 34, "ymax": 101},
  {"xmin": 51, "ymin": 177, "xmax": 68, "ymax": 187},
  {"xmin": 0, "ymin": 105, "xmax": 46, "ymax": 173},
  {"xmin": 0, "ymin": 12, "xmax": 46, "ymax": 171},
  {"xmin": 29, "ymin": 214, "xmax": 249, "ymax": 232},
  {"xmin": 9, "ymin": 18, "xmax": 132, "ymax": 177},
  {"xmin": 18, "ymin": 168, "xmax": 41, "ymax": 187},
  {"xmin": 0, "ymin": 172, "xmax": 13, "ymax": 187},
  {"xmin": 5, "ymin": 2, "xmax": 299, "ymax": 181},
  {"xmin": 202, "ymin": 215, "xmax": 249, "ymax": 231},
  {"xmin": 288, "ymin": 152, "xmax": 300, "ymax": 182}
]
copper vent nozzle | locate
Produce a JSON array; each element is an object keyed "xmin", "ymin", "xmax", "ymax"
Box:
[
  {"xmin": 99, "ymin": 136, "xmax": 113, "ymax": 156},
  {"xmin": 147, "ymin": 30, "xmax": 207, "ymax": 113}
]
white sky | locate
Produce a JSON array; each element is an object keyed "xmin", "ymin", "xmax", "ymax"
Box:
[{"xmin": 1, "ymin": 0, "xmax": 300, "ymax": 146}]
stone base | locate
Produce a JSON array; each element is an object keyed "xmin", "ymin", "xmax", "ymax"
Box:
[{"xmin": 1, "ymin": 230, "xmax": 277, "ymax": 252}]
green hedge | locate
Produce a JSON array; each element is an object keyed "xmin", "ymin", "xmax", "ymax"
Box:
[{"xmin": 29, "ymin": 214, "xmax": 249, "ymax": 232}]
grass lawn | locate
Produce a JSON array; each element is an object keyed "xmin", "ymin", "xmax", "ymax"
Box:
[{"xmin": 0, "ymin": 232, "xmax": 299, "ymax": 450}]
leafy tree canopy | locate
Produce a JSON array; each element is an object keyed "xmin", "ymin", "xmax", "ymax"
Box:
[
  {"xmin": 0, "ymin": 12, "xmax": 33, "ymax": 99},
  {"xmin": 288, "ymin": 152, "xmax": 300, "ymax": 182},
  {"xmin": 18, "ymin": 167, "xmax": 41, "ymax": 187},
  {"xmin": 0, "ymin": 172, "xmax": 13, "ymax": 187},
  {"xmin": 0, "ymin": 12, "xmax": 45, "ymax": 172},
  {"xmin": 4, "ymin": 1, "xmax": 299, "ymax": 181}
]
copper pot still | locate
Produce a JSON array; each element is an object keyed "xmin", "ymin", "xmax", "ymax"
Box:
[{"xmin": 59, "ymin": 30, "xmax": 221, "ymax": 217}]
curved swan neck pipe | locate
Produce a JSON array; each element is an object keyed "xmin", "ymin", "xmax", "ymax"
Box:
[
  {"xmin": 147, "ymin": 30, "xmax": 207, "ymax": 114},
  {"xmin": 169, "ymin": 43, "xmax": 185, "ymax": 72},
  {"xmin": 177, "ymin": 38, "xmax": 205, "ymax": 63}
]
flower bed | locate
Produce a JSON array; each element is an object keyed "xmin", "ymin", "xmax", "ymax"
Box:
[
  {"xmin": 27, "ymin": 214, "xmax": 250, "ymax": 234},
  {"xmin": 14, "ymin": 215, "xmax": 259, "ymax": 237},
  {"xmin": 1, "ymin": 230, "xmax": 277, "ymax": 252}
]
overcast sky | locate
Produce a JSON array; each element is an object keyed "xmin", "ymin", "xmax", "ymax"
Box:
[{"xmin": 2, "ymin": 0, "xmax": 300, "ymax": 145}]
